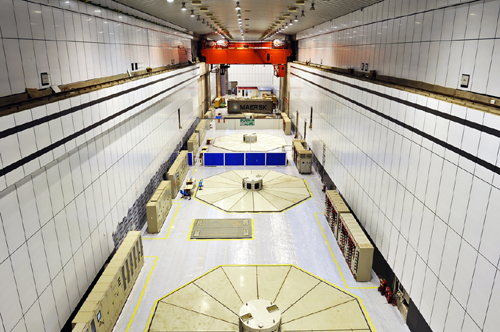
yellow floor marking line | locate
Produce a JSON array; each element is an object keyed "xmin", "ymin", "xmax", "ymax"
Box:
[
  {"xmin": 187, "ymin": 218, "xmax": 255, "ymax": 241},
  {"xmin": 126, "ymin": 256, "xmax": 158, "ymax": 332},
  {"xmin": 303, "ymin": 179, "xmax": 313, "ymax": 198},
  {"xmin": 143, "ymin": 299, "xmax": 160, "ymax": 332},
  {"xmin": 143, "ymin": 203, "xmax": 180, "ymax": 240},
  {"xmin": 315, "ymin": 212, "xmax": 378, "ymax": 290}
]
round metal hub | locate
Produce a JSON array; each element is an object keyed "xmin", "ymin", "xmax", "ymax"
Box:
[
  {"xmin": 239, "ymin": 299, "xmax": 281, "ymax": 332},
  {"xmin": 243, "ymin": 133, "xmax": 258, "ymax": 143},
  {"xmin": 242, "ymin": 174, "xmax": 263, "ymax": 191}
]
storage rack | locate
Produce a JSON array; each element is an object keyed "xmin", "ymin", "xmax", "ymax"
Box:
[{"xmin": 325, "ymin": 191, "xmax": 373, "ymax": 282}]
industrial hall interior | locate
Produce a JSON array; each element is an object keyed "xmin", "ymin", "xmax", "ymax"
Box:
[{"xmin": 2, "ymin": 0, "xmax": 500, "ymax": 332}]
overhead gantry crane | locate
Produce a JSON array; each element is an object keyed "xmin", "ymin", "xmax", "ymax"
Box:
[{"xmin": 200, "ymin": 40, "xmax": 292, "ymax": 77}]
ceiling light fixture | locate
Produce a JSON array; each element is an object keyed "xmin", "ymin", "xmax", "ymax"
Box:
[
  {"xmin": 190, "ymin": 10, "xmax": 195, "ymax": 17},
  {"xmin": 294, "ymin": 15, "xmax": 298, "ymax": 22},
  {"xmin": 181, "ymin": 2, "xmax": 186, "ymax": 10},
  {"xmin": 197, "ymin": 15, "xmax": 201, "ymax": 20},
  {"xmin": 310, "ymin": 3, "xmax": 315, "ymax": 11},
  {"xmin": 202, "ymin": 18, "xmax": 205, "ymax": 23},
  {"xmin": 301, "ymin": 10, "xmax": 305, "ymax": 17},
  {"xmin": 235, "ymin": 1, "xmax": 240, "ymax": 10},
  {"xmin": 167, "ymin": 0, "xmax": 174, "ymax": 2},
  {"xmin": 290, "ymin": 19, "xmax": 293, "ymax": 25}
]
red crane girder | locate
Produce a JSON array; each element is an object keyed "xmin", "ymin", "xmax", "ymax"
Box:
[
  {"xmin": 201, "ymin": 49, "xmax": 292, "ymax": 65},
  {"xmin": 201, "ymin": 41, "xmax": 291, "ymax": 77}
]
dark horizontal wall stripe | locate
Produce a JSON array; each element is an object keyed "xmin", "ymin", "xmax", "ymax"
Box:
[
  {"xmin": 0, "ymin": 66, "xmax": 198, "ymax": 140},
  {"xmin": 290, "ymin": 72, "xmax": 500, "ymax": 176},
  {"xmin": 0, "ymin": 75, "xmax": 198, "ymax": 178},
  {"xmin": 291, "ymin": 65, "xmax": 500, "ymax": 139}
]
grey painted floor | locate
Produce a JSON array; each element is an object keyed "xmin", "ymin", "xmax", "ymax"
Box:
[{"xmin": 112, "ymin": 126, "xmax": 410, "ymax": 332}]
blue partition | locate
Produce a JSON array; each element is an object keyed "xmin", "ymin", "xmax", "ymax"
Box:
[
  {"xmin": 188, "ymin": 152, "xmax": 193, "ymax": 166},
  {"xmin": 204, "ymin": 153, "xmax": 224, "ymax": 166},
  {"xmin": 266, "ymin": 153, "xmax": 287, "ymax": 166},
  {"xmin": 225, "ymin": 153, "xmax": 245, "ymax": 166},
  {"xmin": 246, "ymin": 153, "xmax": 266, "ymax": 166}
]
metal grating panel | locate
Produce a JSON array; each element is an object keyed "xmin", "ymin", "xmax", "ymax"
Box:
[{"xmin": 189, "ymin": 218, "xmax": 253, "ymax": 239}]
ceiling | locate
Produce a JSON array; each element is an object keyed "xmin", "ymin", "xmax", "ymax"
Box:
[{"xmin": 115, "ymin": 0, "xmax": 382, "ymax": 40}]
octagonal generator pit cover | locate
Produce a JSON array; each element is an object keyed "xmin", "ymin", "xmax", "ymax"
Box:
[
  {"xmin": 148, "ymin": 265, "xmax": 373, "ymax": 332},
  {"xmin": 195, "ymin": 170, "xmax": 311, "ymax": 212},
  {"xmin": 213, "ymin": 133, "xmax": 287, "ymax": 152}
]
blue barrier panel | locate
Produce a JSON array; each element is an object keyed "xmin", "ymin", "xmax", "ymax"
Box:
[
  {"xmin": 266, "ymin": 153, "xmax": 287, "ymax": 166},
  {"xmin": 225, "ymin": 153, "xmax": 245, "ymax": 166},
  {"xmin": 246, "ymin": 153, "xmax": 266, "ymax": 166},
  {"xmin": 204, "ymin": 153, "xmax": 224, "ymax": 166},
  {"xmin": 188, "ymin": 152, "xmax": 193, "ymax": 166}
]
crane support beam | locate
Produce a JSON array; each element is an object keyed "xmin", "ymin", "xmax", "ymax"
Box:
[{"xmin": 201, "ymin": 49, "xmax": 292, "ymax": 66}]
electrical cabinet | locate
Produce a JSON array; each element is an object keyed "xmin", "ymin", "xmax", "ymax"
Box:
[
  {"xmin": 281, "ymin": 113, "xmax": 291, "ymax": 135},
  {"xmin": 206, "ymin": 105, "xmax": 215, "ymax": 118},
  {"xmin": 293, "ymin": 140, "xmax": 312, "ymax": 174},
  {"xmin": 337, "ymin": 213, "xmax": 373, "ymax": 282},
  {"xmin": 146, "ymin": 181, "xmax": 172, "ymax": 234},
  {"xmin": 167, "ymin": 150, "xmax": 190, "ymax": 196},
  {"xmin": 187, "ymin": 132, "xmax": 199, "ymax": 153},
  {"xmin": 72, "ymin": 232, "xmax": 144, "ymax": 332},
  {"xmin": 72, "ymin": 323, "xmax": 89, "ymax": 332},
  {"xmin": 325, "ymin": 190, "xmax": 350, "ymax": 238},
  {"xmin": 195, "ymin": 120, "xmax": 207, "ymax": 147}
]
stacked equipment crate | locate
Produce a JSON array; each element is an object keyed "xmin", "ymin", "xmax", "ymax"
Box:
[
  {"xmin": 146, "ymin": 181, "xmax": 172, "ymax": 233},
  {"xmin": 325, "ymin": 191, "xmax": 374, "ymax": 282},
  {"xmin": 71, "ymin": 232, "xmax": 144, "ymax": 332}
]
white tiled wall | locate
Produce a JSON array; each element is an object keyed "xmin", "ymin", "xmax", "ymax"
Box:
[
  {"xmin": 297, "ymin": 0, "xmax": 500, "ymax": 98},
  {"xmin": 228, "ymin": 65, "xmax": 276, "ymax": 88},
  {"xmin": 289, "ymin": 62, "xmax": 500, "ymax": 332},
  {"xmin": 0, "ymin": 60, "xmax": 200, "ymax": 331},
  {"xmin": 0, "ymin": 0, "xmax": 192, "ymax": 97}
]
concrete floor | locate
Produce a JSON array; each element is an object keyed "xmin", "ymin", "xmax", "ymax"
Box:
[{"xmin": 112, "ymin": 125, "xmax": 410, "ymax": 332}]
